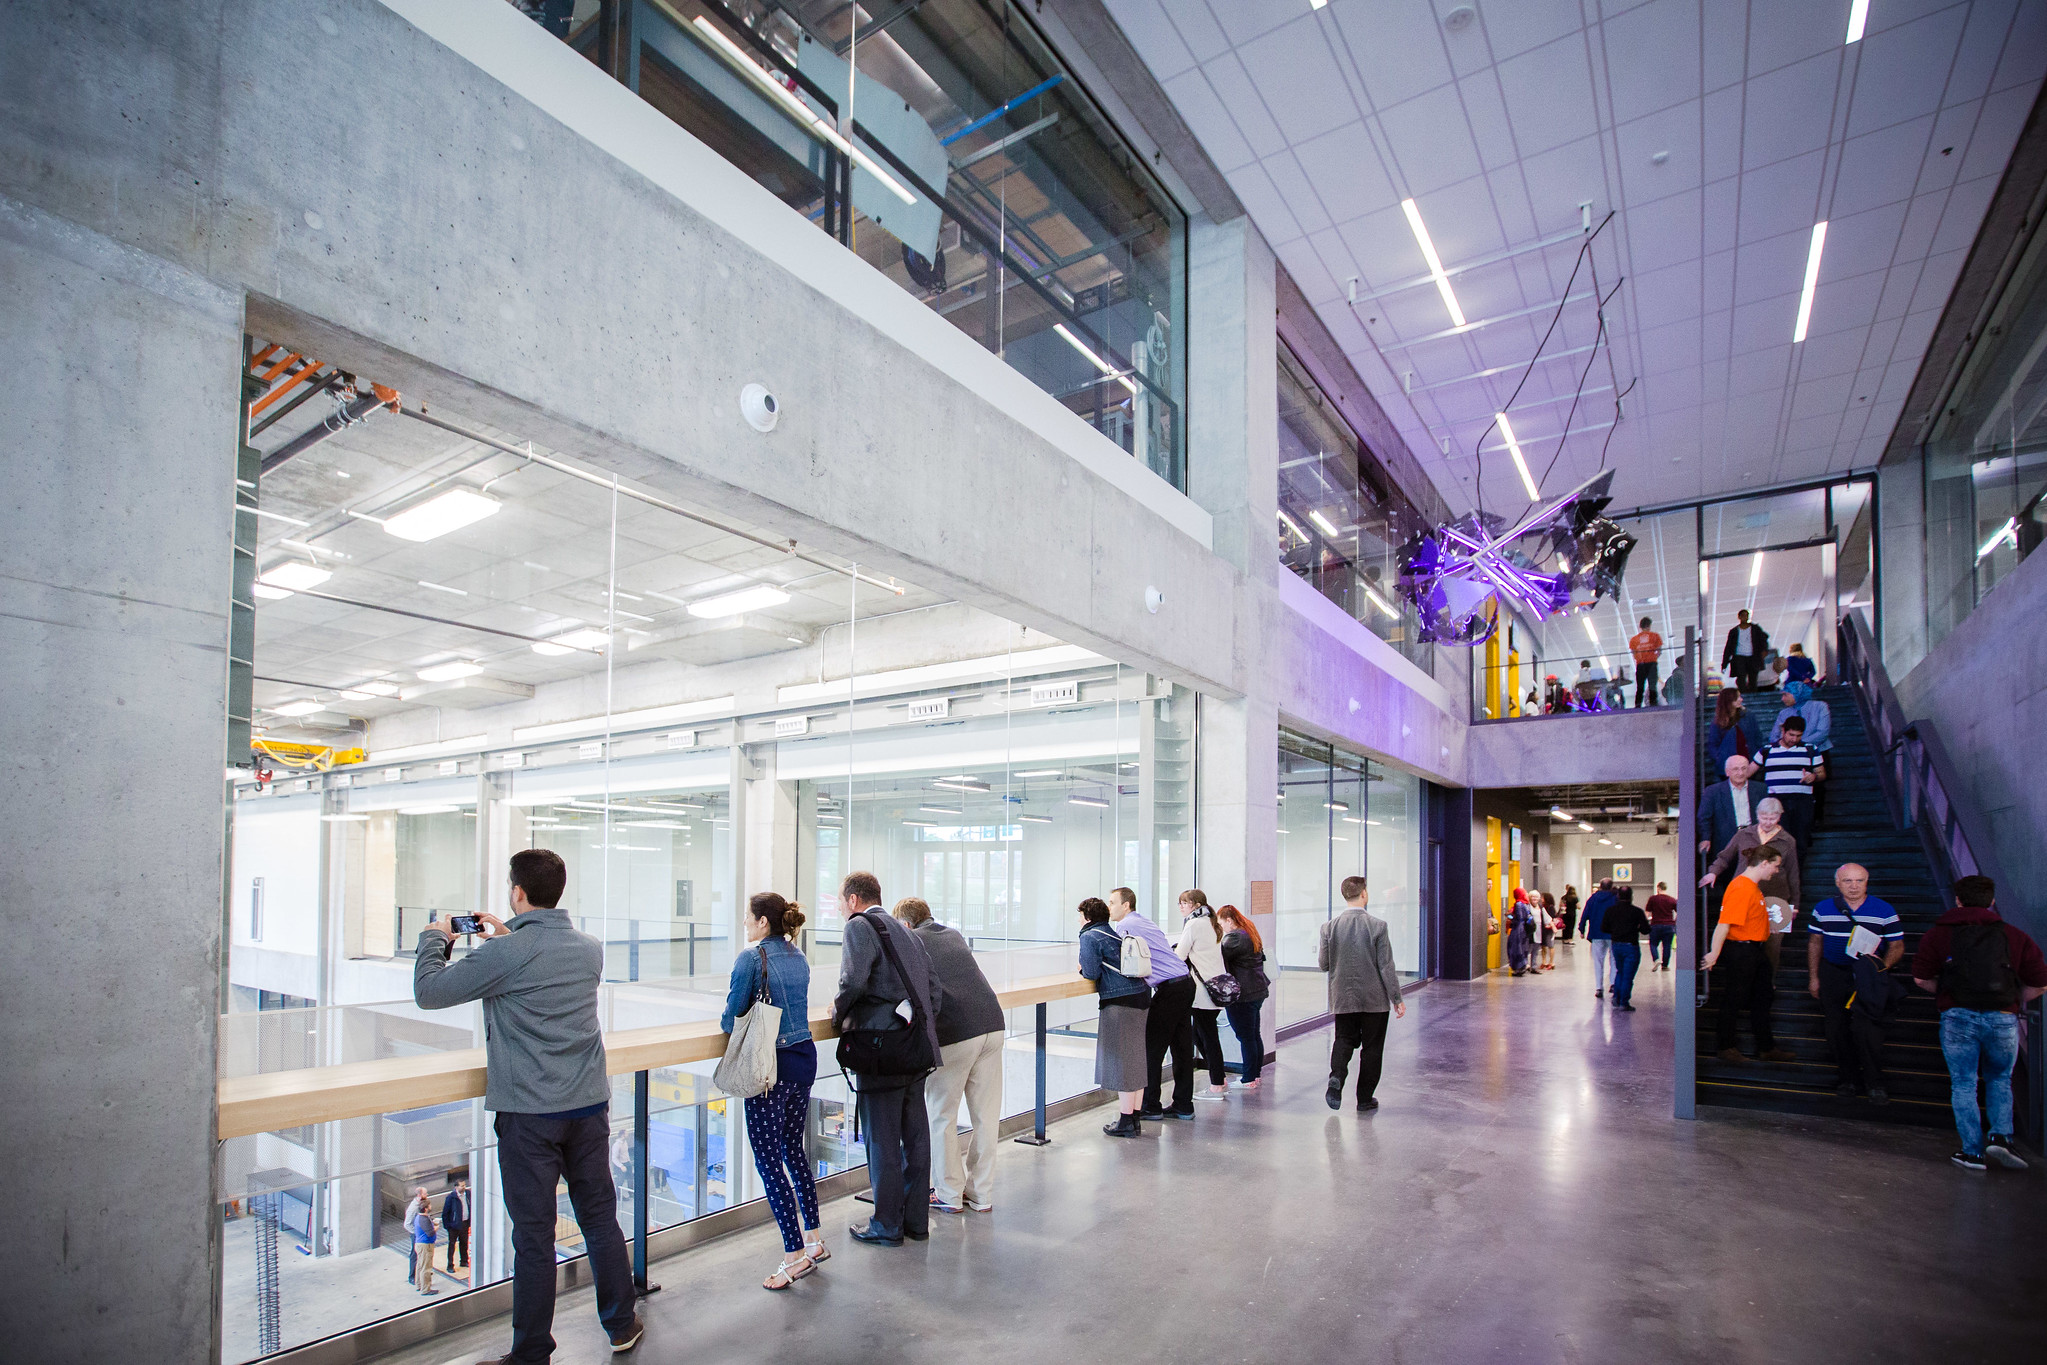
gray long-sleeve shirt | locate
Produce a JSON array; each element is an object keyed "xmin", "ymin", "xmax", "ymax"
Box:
[
  {"xmin": 913, "ymin": 920, "xmax": 1005, "ymax": 1045},
  {"xmin": 413, "ymin": 908, "xmax": 611, "ymax": 1115},
  {"xmin": 1319, "ymin": 906, "xmax": 1404, "ymax": 1014}
]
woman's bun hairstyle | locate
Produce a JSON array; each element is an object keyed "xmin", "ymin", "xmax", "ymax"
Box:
[{"xmin": 749, "ymin": 891, "xmax": 805, "ymax": 936}]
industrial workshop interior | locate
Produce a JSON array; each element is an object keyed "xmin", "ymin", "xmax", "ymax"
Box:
[{"xmin": 5, "ymin": 2, "xmax": 2046, "ymax": 1362}]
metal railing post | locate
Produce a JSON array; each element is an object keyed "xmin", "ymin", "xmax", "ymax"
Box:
[
  {"xmin": 632, "ymin": 1069, "xmax": 657, "ymax": 1295},
  {"xmin": 1014, "ymin": 1002, "xmax": 1051, "ymax": 1146}
]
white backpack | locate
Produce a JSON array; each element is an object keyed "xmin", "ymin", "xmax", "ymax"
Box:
[{"xmin": 1116, "ymin": 926, "xmax": 1153, "ymax": 979}]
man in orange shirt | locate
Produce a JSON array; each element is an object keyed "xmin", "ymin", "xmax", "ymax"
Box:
[
  {"xmin": 1629, "ymin": 616, "xmax": 1664, "ymax": 708},
  {"xmin": 1702, "ymin": 844, "xmax": 1796, "ymax": 1064}
]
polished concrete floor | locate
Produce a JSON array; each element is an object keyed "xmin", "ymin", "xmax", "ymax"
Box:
[{"xmin": 386, "ymin": 943, "xmax": 2045, "ymax": 1364}]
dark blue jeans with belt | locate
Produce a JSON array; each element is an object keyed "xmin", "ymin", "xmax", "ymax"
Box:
[{"xmin": 1610, "ymin": 942, "xmax": 1643, "ymax": 1007}]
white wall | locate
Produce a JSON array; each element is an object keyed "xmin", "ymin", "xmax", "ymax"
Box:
[{"xmin": 230, "ymin": 795, "xmax": 323, "ymax": 960}]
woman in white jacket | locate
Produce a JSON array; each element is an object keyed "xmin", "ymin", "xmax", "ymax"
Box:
[{"xmin": 1175, "ymin": 889, "xmax": 1232, "ymax": 1100}]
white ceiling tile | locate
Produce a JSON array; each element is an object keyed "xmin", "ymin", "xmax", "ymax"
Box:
[
  {"xmin": 1821, "ymin": 199, "xmax": 1912, "ymax": 277},
  {"xmin": 1238, "ymin": 18, "xmax": 1360, "ymax": 143},
  {"xmin": 1615, "ymin": 103, "xmax": 1705, "ymax": 206},
  {"xmin": 1157, "ymin": 0, "xmax": 1234, "ymax": 64},
  {"xmin": 1516, "ymin": 134, "xmax": 1617, "ymax": 230},
  {"xmin": 1792, "ymin": 325, "xmax": 1869, "ymax": 381},
  {"xmin": 1440, "ymin": 5, "xmax": 1496, "ymax": 78},
  {"xmin": 1731, "ymin": 232, "xmax": 1813, "ymax": 307},
  {"xmin": 1631, "ymin": 260, "xmax": 1704, "ymax": 328},
  {"xmin": 1930, "ymin": 175, "xmax": 2000, "ymax": 254},
  {"xmin": 1908, "ymin": 247, "xmax": 1970, "ymax": 313},
  {"xmin": 1601, "ymin": 0, "xmax": 1703, "ymax": 122},
  {"xmin": 1330, "ymin": 0, "xmax": 1454, "ymax": 109},
  {"xmin": 1991, "ymin": 0, "xmax": 2047, "ymax": 91},
  {"xmin": 1621, "ymin": 188, "xmax": 1704, "ymax": 272},
  {"xmin": 1944, "ymin": 0, "xmax": 2020, "ymax": 102},
  {"xmin": 1494, "ymin": 34, "xmax": 1602, "ymax": 158},
  {"xmin": 1262, "ymin": 150, "xmax": 1335, "ymax": 236},
  {"xmin": 1845, "ymin": 6, "xmax": 1968, "ymax": 140},
  {"xmin": 1161, "ymin": 69, "xmax": 1257, "ymax": 171},
  {"xmin": 1746, "ymin": 1, "xmax": 1850, "ymax": 80},
  {"xmin": 1100, "ymin": 0, "xmax": 1198, "ymax": 82},
  {"xmin": 1809, "ymin": 265, "xmax": 1886, "ymax": 336},
  {"xmin": 1741, "ymin": 51, "xmax": 1842, "ymax": 171},
  {"xmin": 1700, "ymin": 2, "xmax": 1745, "ymax": 91},
  {"xmin": 1700, "ymin": 175, "xmax": 1739, "ymax": 255},
  {"xmin": 1959, "ymin": 80, "xmax": 2041, "ymax": 183},
  {"xmin": 1223, "ymin": 160, "xmax": 1306, "ymax": 244},
  {"xmin": 1729, "ymin": 294, "xmax": 1796, "ymax": 353},
  {"xmin": 1277, "ymin": 234, "xmax": 1343, "ymax": 306},
  {"xmin": 1728, "ymin": 344, "xmax": 1791, "ymax": 397},
  {"xmin": 1293, "ymin": 121, "xmax": 1396, "ymax": 226},
  {"xmin": 1374, "ymin": 84, "xmax": 1484, "ymax": 195},
  {"xmin": 1913, "ymin": 101, "xmax": 1979, "ymax": 196},
  {"xmin": 1890, "ymin": 187, "xmax": 1951, "ymax": 262},
  {"xmin": 1205, "ymin": 0, "xmax": 1310, "ymax": 47},
  {"xmin": 1638, "ymin": 317, "xmax": 1705, "ymax": 376},
  {"xmin": 1873, "ymin": 265, "xmax": 1922, "ymax": 323},
  {"xmin": 1736, "ymin": 149, "xmax": 1827, "ymax": 243},
  {"xmin": 1200, "ymin": 54, "xmax": 1290, "ymax": 158},
  {"xmin": 1334, "ymin": 203, "xmax": 1432, "ymax": 290},
  {"xmin": 1480, "ymin": 0, "xmax": 1586, "ymax": 61},
  {"xmin": 1701, "ymin": 84, "xmax": 1743, "ymax": 182},
  {"xmin": 1457, "ymin": 73, "xmax": 1522, "ymax": 171}
]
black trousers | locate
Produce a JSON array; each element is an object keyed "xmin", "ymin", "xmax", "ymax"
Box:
[
  {"xmin": 1635, "ymin": 660, "xmax": 1661, "ymax": 708},
  {"xmin": 1777, "ymin": 793, "xmax": 1815, "ymax": 855},
  {"xmin": 1142, "ymin": 975, "xmax": 1197, "ymax": 1113},
  {"xmin": 856, "ymin": 1081, "xmax": 930, "ymax": 1239},
  {"xmin": 1729, "ymin": 657, "xmax": 1762, "ymax": 691},
  {"xmin": 446, "ymin": 1223, "xmax": 469, "ymax": 1269},
  {"xmin": 1189, "ymin": 1007, "xmax": 1227, "ymax": 1086},
  {"xmin": 1714, "ymin": 940, "xmax": 1775, "ymax": 1054},
  {"xmin": 1330, "ymin": 1011, "xmax": 1390, "ymax": 1104},
  {"xmin": 1559, "ymin": 909, "xmax": 1577, "ymax": 942},
  {"xmin": 1816, "ymin": 959, "xmax": 1887, "ymax": 1088},
  {"xmin": 495, "ymin": 1109, "xmax": 637, "ymax": 1364}
]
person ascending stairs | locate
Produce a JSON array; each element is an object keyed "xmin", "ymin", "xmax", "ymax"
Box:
[{"xmin": 1701, "ymin": 844, "xmax": 1797, "ymax": 1065}]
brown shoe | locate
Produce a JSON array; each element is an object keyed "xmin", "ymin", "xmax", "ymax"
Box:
[
  {"xmin": 609, "ymin": 1316, "xmax": 646, "ymax": 1352},
  {"xmin": 1715, "ymin": 1047, "xmax": 1746, "ymax": 1064},
  {"xmin": 1760, "ymin": 1049, "xmax": 1798, "ymax": 1063}
]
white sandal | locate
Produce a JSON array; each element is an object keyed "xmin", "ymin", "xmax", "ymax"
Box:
[
  {"xmin": 803, "ymin": 1239, "xmax": 830, "ymax": 1265},
  {"xmin": 763, "ymin": 1253, "xmax": 813, "ymax": 1290}
]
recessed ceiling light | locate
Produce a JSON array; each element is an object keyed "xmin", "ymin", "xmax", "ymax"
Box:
[
  {"xmin": 919, "ymin": 804, "xmax": 964, "ymax": 815},
  {"xmin": 1400, "ymin": 197, "xmax": 1467, "ymax": 328},
  {"xmin": 1845, "ymin": 0, "xmax": 1868, "ymax": 44},
  {"xmin": 416, "ymin": 579, "xmax": 469, "ymax": 596},
  {"xmin": 381, "ymin": 488, "xmax": 501, "ymax": 542},
  {"xmin": 417, "ymin": 660, "xmax": 485, "ymax": 682},
  {"xmin": 1749, "ymin": 550, "xmax": 1765, "ymax": 587},
  {"xmin": 1793, "ymin": 221, "xmax": 1828, "ymax": 343},
  {"xmin": 1053, "ymin": 323, "xmax": 1139, "ymax": 395},
  {"xmin": 533, "ymin": 627, "xmax": 609, "ymax": 656},
  {"xmin": 1496, "ymin": 413, "xmax": 1541, "ymax": 500},
  {"xmin": 1019, "ymin": 813, "xmax": 1055, "ymax": 824},
  {"xmin": 1308, "ymin": 508, "xmax": 1342, "ymax": 539},
  {"xmin": 1068, "ymin": 794, "xmax": 1111, "ymax": 809},
  {"xmin": 687, "ymin": 584, "xmax": 791, "ymax": 618},
  {"xmin": 254, "ymin": 562, "xmax": 333, "ymax": 599},
  {"xmin": 273, "ymin": 699, "xmax": 325, "ymax": 717},
  {"xmin": 1583, "ymin": 617, "xmax": 1599, "ymax": 644},
  {"xmin": 933, "ymin": 778, "xmax": 992, "ymax": 793},
  {"xmin": 348, "ymin": 680, "xmax": 402, "ymax": 697},
  {"xmin": 1578, "ymin": 821, "xmax": 1596, "ymax": 832}
]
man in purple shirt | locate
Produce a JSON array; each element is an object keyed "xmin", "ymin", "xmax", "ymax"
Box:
[{"xmin": 1110, "ymin": 887, "xmax": 1196, "ymax": 1120}]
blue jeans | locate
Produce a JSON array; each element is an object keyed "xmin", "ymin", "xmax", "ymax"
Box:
[
  {"xmin": 1610, "ymin": 942, "xmax": 1643, "ymax": 1006},
  {"xmin": 1648, "ymin": 925, "xmax": 1675, "ymax": 967},
  {"xmin": 1940, "ymin": 1008, "xmax": 2020, "ymax": 1154}
]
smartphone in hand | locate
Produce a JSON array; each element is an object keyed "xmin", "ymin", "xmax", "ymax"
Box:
[{"xmin": 450, "ymin": 915, "xmax": 484, "ymax": 936}]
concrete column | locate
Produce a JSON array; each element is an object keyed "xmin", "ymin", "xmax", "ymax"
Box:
[
  {"xmin": 0, "ymin": 196, "xmax": 242, "ymax": 1362},
  {"xmin": 1196, "ymin": 694, "xmax": 1279, "ymax": 1038},
  {"xmin": 1878, "ymin": 455, "xmax": 1928, "ymax": 677},
  {"xmin": 1187, "ymin": 217, "xmax": 1280, "ymax": 579}
]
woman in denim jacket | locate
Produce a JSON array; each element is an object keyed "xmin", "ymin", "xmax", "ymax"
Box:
[
  {"xmin": 1078, "ymin": 896, "xmax": 1152, "ymax": 1138},
  {"xmin": 722, "ymin": 892, "xmax": 827, "ymax": 1289}
]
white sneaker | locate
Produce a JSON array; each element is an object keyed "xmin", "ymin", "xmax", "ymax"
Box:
[{"xmin": 1194, "ymin": 1085, "xmax": 1228, "ymax": 1101}]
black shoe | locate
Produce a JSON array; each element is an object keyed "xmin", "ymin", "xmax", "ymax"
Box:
[
  {"xmin": 1618, "ymin": 1003, "xmax": 1636, "ymax": 1012},
  {"xmin": 1594, "ymin": 989, "xmax": 1603, "ymax": 998},
  {"xmin": 1986, "ymin": 1136, "xmax": 2029, "ymax": 1170},
  {"xmin": 904, "ymin": 1227, "xmax": 930, "ymax": 1241},
  {"xmin": 1326, "ymin": 1081, "xmax": 1343, "ymax": 1110},
  {"xmin": 1835, "ymin": 1081, "xmax": 1857, "ymax": 1097},
  {"xmin": 848, "ymin": 1222, "xmax": 904, "ymax": 1246},
  {"xmin": 1952, "ymin": 1151, "xmax": 1988, "ymax": 1171},
  {"xmin": 1867, "ymin": 1086, "xmax": 1890, "ymax": 1106},
  {"xmin": 1102, "ymin": 1113, "xmax": 1142, "ymax": 1138},
  {"xmin": 1165, "ymin": 1108, "xmax": 1196, "ymax": 1121},
  {"xmin": 1135, "ymin": 1106, "xmax": 1166, "ymax": 1121},
  {"xmin": 1357, "ymin": 1098, "xmax": 1380, "ymax": 1112}
]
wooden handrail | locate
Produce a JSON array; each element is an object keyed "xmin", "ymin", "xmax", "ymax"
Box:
[{"xmin": 218, "ymin": 971, "xmax": 1098, "ymax": 1141}]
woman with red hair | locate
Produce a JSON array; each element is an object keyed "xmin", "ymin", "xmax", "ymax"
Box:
[
  {"xmin": 1506, "ymin": 887, "xmax": 1535, "ymax": 977},
  {"xmin": 1214, "ymin": 905, "xmax": 1271, "ymax": 1088}
]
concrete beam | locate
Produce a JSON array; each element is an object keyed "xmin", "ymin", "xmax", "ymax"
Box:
[{"xmin": 1465, "ymin": 708, "xmax": 1685, "ymax": 790}]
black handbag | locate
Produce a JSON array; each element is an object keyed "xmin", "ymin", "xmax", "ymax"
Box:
[
  {"xmin": 835, "ymin": 911, "xmax": 939, "ymax": 1083},
  {"xmin": 1185, "ymin": 952, "xmax": 1241, "ymax": 1008}
]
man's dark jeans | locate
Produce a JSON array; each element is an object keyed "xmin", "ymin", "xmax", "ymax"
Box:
[
  {"xmin": 1816, "ymin": 959, "xmax": 1887, "ymax": 1089},
  {"xmin": 1610, "ymin": 942, "xmax": 1643, "ymax": 1007},
  {"xmin": 1635, "ymin": 660, "xmax": 1661, "ymax": 708},
  {"xmin": 495, "ymin": 1109, "xmax": 637, "ymax": 1363},
  {"xmin": 1714, "ymin": 940, "xmax": 1775, "ymax": 1054},
  {"xmin": 447, "ymin": 1223, "xmax": 469, "ymax": 1270},
  {"xmin": 856, "ymin": 1080, "xmax": 930, "ymax": 1239},
  {"xmin": 1329, "ymin": 1010, "xmax": 1390, "ymax": 1105},
  {"xmin": 1142, "ymin": 974, "xmax": 1196, "ymax": 1113}
]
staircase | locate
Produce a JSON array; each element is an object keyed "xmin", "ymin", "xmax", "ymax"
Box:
[{"xmin": 1692, "ymin": 683, "xmax": 1955, "ymax": 1127}]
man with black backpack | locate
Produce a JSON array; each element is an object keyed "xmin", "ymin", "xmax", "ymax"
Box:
[
  {"xmin": 1910, "ymin": 875, "xmax": 2047, "ymax": 1171},
  {"xmin": 833, "ymin": 871, "xmax": 943, "ymax": 1246}
]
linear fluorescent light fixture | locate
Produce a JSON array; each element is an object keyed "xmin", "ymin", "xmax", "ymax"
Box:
[
  {"xmin": 688, "ymin": 17, "xmax": 917, "ymax": 205},
  {"xmin": 1578, "ymin": 821, "xmax": 1596, "ymax": 832},
  {"xmin": 1583, "ymin": 617, "xmax": 1599, "ymax": 644},
  {"xmin": 1277, "ymin": 509, "xmax": 1308, "ymax": 542},
  {"xmin": 1496, "ymin": 413, "xmax": 1541, "ymax": 500},
  {"xmin": 253, "ymin": 562, "xmax": 333, "ymax": 601},
  {"xmin": 1326, "ymin": 800, "xmax": 1350, "ymax": 812},
  {"xmin": 919, "ymin": 804, "xmax": 964, "ymax": 815},
  {"xmin": 903, "ymin": 819, "xmax": 939, "ymax": 828},
  {"xmin": 1550, "ymin": 807, "xmax": 1568, "ymax": 820},
  {"xmin": 416, "ymin": 660, "xmax": 485, "ymax": 682},
  {"xmin": 1699, "ymin": 561, "xmax": 1710, "ymax": 594},
  {"xmin": 1013, "ymin": 769, "xmax": 1063, "ymax": 778},
  {"xmin": 1308, "ymin": 508, "xmax": 1342, "ymax": 539},
  {"xmin": 1361, "ymin": 585, "xmax": 1400, "ymax": 620},
  {"xmin": 1019, "ymin": 813, "xmax": 1055, "ymax": 824},
  {"xmin": 1793, "ymin": 221, "xmax": 1828, "ymax": 343},
  {"xmin": 687, "ymin": 584, "xmax": 790, "ymax": 619},
  {"xmin": 380, "ymin": 487, "xmax": 500, "ymax": 543},
  {"xmin": 1400, "ymin": 197, "xmax": 1467, "ymax": 329},
  {"xmin": 1053, "ymin": 323, "xmax": 1139, "ymax": 395},
  {"xmin": 271, "ymin": 700, "xmax": 326, "ymax": 717},
  {"xmin": 1749, "ymin": 550, "xmax": 1765, "ymax": 587},
  {"xmin": 533, "ymin": 627, "xmax": 610, "ymax": 656},
  {"xmin": 1977, "ymin": 517, "xmax": 2018, "ymax": 560},
  {"xmin": 933, "ymin": 778, "xmax": 992, "ymax": 793},
  {"xmin": 1068, "ymin": 794, "xmax": 1112, "ymax": 808},
  {"xmin": 1845, "ymin": 0, "xmax": 1869, "ymax": 43}
]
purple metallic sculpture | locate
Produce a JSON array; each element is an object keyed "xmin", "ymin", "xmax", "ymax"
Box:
[{"xmin": 1397, "ymin": 470, "xmax": 1636, "ymax": 646}]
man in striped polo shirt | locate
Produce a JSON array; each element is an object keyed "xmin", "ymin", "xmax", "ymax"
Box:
[
  {"xmin": 1805, "ymin": 863, "xmax": 1904, "ymax": 1101},
  {"xmin": 1753, "ymin": 715, "xmax": 1823, "ymax": 854}
]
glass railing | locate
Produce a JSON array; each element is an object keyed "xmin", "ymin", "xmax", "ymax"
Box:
[
  {"xmin": 215, "ymin": 950, "xmax": 1103, "ymax": 1362},
  {"xmin": 1471, "ymin": 641, "xmax": 1690, "ymax": 722}
]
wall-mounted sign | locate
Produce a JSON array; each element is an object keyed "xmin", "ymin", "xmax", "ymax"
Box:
[
  {"xmin": 1030, "ymin": 681, "xmax": 1078, "ymax": 707},
  {"xmin": 666, "ymin": 730, "xmax": 696, "ymax": 750},
  {"xmin": 774, "ymin": 715, "xmax": 810, "ymax": 737},
  {"xmin": 498, "ymin": 751, "xmax": 525, "ymax": 770},
  {"xmin": 906, "ymin": 697, "xmax": 950, "ymax": 721},
  {"xmin": 438, "ymin": 760, "xmax": 459, "ymax": 776},
  {"xmin": 578, "ymin": 742, "xmax": 605, "ymax": 761},
  {"xmin": 383, "ymin": 768, "xmax": 403, "ymax": 783}
]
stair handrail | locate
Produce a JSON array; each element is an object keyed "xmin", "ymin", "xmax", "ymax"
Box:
[{"xmin": 1836, "ymin": 610, "xmax": 2010, "ymax": 900}]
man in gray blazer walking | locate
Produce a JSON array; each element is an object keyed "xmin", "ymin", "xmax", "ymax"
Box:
[{"xmin": 1320, "ymin": 875, "xmax": 1407, "ymax": 1112}]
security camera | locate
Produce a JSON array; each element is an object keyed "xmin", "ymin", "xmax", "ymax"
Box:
[
  {"xmin": 740, "ymin": 383, "xmax": 779, "ymax": 433},
  {"xmin": 1145, "ymin": 586, "xmax": 1163, "ymax": 615}
]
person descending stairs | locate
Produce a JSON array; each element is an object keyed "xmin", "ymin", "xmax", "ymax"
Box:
[{"xmin": 1693, "ymin": 682, "xmax": 1955, "ymax": 1125}]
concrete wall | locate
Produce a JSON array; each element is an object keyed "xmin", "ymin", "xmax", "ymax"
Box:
[
  {"xmin": 0, "ymin": 197, "xmax": 241, "ymax": 1360},
  {"xmin": 1464, "ymin": 708, "xmax": 1685, "ymax": 790},
  {"xmin": 1894, "ymin": 546, "xmax": 2047, "ymax": 939}
]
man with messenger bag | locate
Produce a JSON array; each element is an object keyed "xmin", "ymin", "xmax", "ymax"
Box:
[{"xmin": 833, "ymin": 871, "xmax": 944, "ymax": 1247}]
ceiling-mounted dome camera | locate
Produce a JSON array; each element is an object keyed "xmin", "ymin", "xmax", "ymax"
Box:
[
  {"xmin": 1145, "ymin": 586, "xmax": 1164, "ymax": 615},
  {"xmin": 740, "ymin": 383, "xmax": 779, "ymax": 433}
]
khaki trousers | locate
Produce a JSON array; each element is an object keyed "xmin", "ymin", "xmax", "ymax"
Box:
[{"xmin": 924, "ymin": 1029, "xmax": 1005, "ymax": 1207}]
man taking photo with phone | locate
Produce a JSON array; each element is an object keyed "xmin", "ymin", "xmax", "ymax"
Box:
[{"xmin": 414, "ymin": 848, "xmax": 645, "ymax": 1363}]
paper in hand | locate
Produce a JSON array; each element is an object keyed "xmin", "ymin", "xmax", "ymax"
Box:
[{"xmin": 1846, "ymin": 925, "xmax": 1882, "ymax": 959}]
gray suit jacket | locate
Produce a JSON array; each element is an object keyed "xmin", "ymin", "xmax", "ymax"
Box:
[
  {"xmin": 833, "ymin": 910, "xmax": 943, "ymax": 1059},
  {"xmin": 1319, "ymin": 907, "xmax": 1403, "ymax": 1014}
]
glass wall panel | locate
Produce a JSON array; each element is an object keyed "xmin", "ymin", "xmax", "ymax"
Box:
[{"xmin": 1274, "ymin": 738, "xmax": 1334, "ymax": 1027}]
